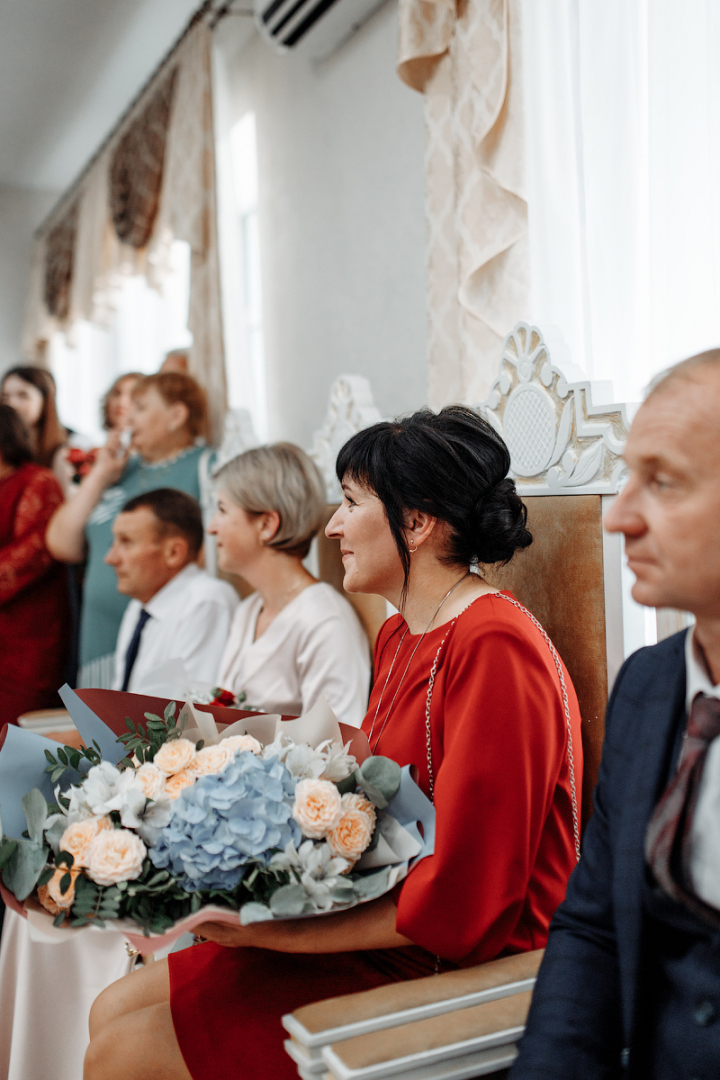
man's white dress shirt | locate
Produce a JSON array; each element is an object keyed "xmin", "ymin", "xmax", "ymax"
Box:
[
  {"xmin": 217, "ymin": 582, "xmax": 371, "ymax": 727},
  {"xmin": 684, "ymin": 627, "xmax": 720, "ymax": 911},
  {"xmin": 112, "ymin": 563, "xmax": 238, "ymax": 697}
]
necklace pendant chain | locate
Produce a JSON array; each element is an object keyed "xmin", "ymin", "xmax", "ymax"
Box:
[{"xmin": 368, "ymin": 572, "xmax": 471, "ymax": 753}]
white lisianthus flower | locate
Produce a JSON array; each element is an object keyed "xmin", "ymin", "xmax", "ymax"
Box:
[
  {"xmin": 319, "ymin": 741, "xmax": 356, "ymax": 783},
  {"xmin": 135, "ymin": 796, "xmax": 174, "ymax": 847},
  {"xmin": 270, "ymin": 840, "xmax": 351, "ymax": 910},
  {"xmin": 83, "ymin": 762, "xmax": 142, "ymax": 816},
  {"xmin": 283, "ymin": 743, "xmax": 327, "ymax": 780}
]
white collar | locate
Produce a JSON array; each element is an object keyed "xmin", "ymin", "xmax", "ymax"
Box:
[
  {"xmin": 685, "ymin": 626, "xmax": 720, "ymax": 712},
  {"xmin": 143, "ymin": 563, "xmax": 201, "ymax": 622}
]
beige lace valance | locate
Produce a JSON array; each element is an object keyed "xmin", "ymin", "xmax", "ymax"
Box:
[
  {"xmin": 109, "ymin": 68, "xmax": 178, "ymax": 249},
  {"xmin": 43, "ymin": 198, "xmax": 80, "ymax": 321}
]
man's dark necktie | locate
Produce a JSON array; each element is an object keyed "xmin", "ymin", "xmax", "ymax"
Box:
[
  {"xmin": 121, "ymin": 608, "xmax": 151, "ymax": 692},
  {"xmin": 646, "ymin": 693, "xmax": 720, "ymax": 928}
]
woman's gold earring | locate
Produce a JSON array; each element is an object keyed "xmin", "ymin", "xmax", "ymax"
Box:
[{"xmin": 409, "ymin": 542, "xmax": 417, "ymax": 554}]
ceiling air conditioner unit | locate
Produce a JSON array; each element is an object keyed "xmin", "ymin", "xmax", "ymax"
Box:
[{"xmin": 254, "ymin": 0, "xmax": 389, "ymax": 61}]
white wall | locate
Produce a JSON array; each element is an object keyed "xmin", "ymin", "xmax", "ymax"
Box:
[
  {"xmin": 0, "ymin": 185, "xmax": 57, "ymax": 375},
  {"xmin": 214, "ymin": 2, "xmax": 427, "ymax": 448}
]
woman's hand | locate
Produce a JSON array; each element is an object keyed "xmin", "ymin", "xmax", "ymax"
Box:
[
  {"xmin": 46, "ymin": 432, "xmax": 130, "ymax": 564},
  {"xmin": 91, "ymin": 431, "xmax": 129, "ymax": 489},
  {"xmin": 192, "ymin": 894, "xmax": 412, "ymax": 955}
]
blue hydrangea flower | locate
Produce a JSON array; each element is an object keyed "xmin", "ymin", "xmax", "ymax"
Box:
[{"xmin": 149, "ymin": 752, "xmax": 301, "ymax": 891}]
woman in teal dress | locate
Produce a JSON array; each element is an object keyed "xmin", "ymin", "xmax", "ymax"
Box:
[{"xmin": 46, "ymin": 372, "xmax": 212, "ymax": 688}]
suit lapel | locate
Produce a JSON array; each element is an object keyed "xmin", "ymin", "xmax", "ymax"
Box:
[{"xmin": 614, "ymin": 634, "xmax": 687, "ymax": 1039}]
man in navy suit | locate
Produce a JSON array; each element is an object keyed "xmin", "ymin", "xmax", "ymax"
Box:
[{"xmin": 511, "ymin": 349, "xmax": 720, "ymax": 1080}]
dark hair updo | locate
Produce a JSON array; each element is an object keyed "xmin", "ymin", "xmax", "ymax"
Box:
[{"xmin": 336, "ymin": 405, "xmax": 532, "ymax": 595}]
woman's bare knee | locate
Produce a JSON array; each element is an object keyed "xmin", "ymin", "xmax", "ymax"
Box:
[
  {"xmin": 85, "ymin": 1002, "xmax": 190, "ymax": 1080},
  {"xmin": 89, "ymin": 957, "xmax": 171, "ymax": 1039}
]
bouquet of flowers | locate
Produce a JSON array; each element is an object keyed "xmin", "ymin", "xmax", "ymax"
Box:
[{"xmin": 0, "ymin": 688, "xmax": 433, "ymax": 954}]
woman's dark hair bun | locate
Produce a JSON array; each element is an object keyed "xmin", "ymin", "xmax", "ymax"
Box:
[
  {"xmin": 468, "ymin": 477, "xmax": 532, "ymax": 565},
  {"xmin": 336, "ymin": 404, "xmax": 532, "ymax": 594}
]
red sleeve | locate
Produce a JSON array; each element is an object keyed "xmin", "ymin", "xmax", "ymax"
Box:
[
  {"xmin": 395, "ymin": 614, "xmax": 571, "ymax": 964},
  {"xmin": 0, "ymin": 470, "xmax": 64, "ymax": 604}
]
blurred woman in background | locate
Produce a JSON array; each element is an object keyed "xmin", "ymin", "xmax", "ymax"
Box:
[
  {"xmin": 211, "ymin": 443, "xmax": 370, "ymax": 726},
  {"xmin": 0, "ymin": 366, "xmax": 70, "ymax": 485},
  {"xmin": 46, "ymin": 372, "xmax": 210, "ymax": 689},
  {"xmin": 0, "ymin": 404, "xmax": 68, "ymax": 726},
  {"xmin": 101, "ymin": 371, "xmax": 142, "ymax": 434}
]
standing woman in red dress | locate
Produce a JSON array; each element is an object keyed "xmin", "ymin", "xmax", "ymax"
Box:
[
  {"xmin": 85, "ymin": 406, "xmax": 583, "ymax": 1080},
  {"xmin": 0, "ymin": 404, "xmax": 69, "ymax": 726}
]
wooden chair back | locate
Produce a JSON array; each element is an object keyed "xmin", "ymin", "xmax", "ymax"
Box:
[{"xmin": 488, "ymin": 495, "xmax": 606, "ymax": 826}]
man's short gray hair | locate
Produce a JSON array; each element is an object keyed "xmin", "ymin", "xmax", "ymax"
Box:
[
  {"xmin": 214, "ymin": 443, "xmax": 326, "ymax": 559},
  {"xmin": 646, "ymin": 347, "xmax": 720, "ymax": 400}
]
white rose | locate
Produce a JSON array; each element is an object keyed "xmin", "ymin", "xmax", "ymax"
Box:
[
  {"xmin": 153, "ymin": 739, "xmax": 197, "ymax": 775},
  {"xmin": 187, "ymin": 744, "xmax": 234, "ymax": 778},
  {"xmin": 86, "ymin": 829, "xmax": 146, "ymax": 886},
  {"xmin": 222, "ymin": 734, "xmax": 263, "ymax": 756},
  {"xmin": 134, "ymin": 762, "xmax": 167, "ymax": 800},
  {"xmin": 292, "ymin": 779, "xmax": 343, "ymax": 838}
]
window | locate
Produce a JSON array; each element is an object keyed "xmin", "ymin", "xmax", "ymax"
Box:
[
  {"xmin": 217, "ymin": 111, "xmax": 268, "ymax": 441},
  {"xmin": 50, "ymin": 240, "xmax": 192, "ymax": 443}
]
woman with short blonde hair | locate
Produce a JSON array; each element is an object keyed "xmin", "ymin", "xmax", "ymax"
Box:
[
  {"xmin": 210, "ymin": 442, "xmax": 370, "ymax": 727},
  {"xmin": 215, "ymin": 442, "xmax": 326, "ymax": 558}
]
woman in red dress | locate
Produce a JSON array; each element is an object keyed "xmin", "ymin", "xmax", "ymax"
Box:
[
  {"xmin": 85, "ymin": 406, "xmax": 583, "ymax": 1080},
  {"xmin": 0, "ymin": 404, "xmax": 69, "ymax": 726}
]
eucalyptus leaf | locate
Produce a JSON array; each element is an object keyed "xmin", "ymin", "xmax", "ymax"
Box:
[
  {"xmin": 0, "ymin": 839, "xmax": 18, "ymax": 870},
  {"xmin": 335, "ymin": 773, "xmax": 357, "ymax": 796},
  {"xmin": 240, "ymin": 901, "xmax": 273, "ymax": 925},
  {"xmin": 3, "ymin": 839, "xmax": 48, "ymax": 900},
  {"xmin": 356, "ymin": 758, "xmax": 402, "ymax": 809},
  {"xmin": 22, "ymin": 789, "xmax": 48, "ymax": 845},
  {"xmin": 269, "ymin": 883, "xmax": 307, "ymax": 917},
  {"xmin": 352, "ymin": 867, "xmax": 391, "ymax": 899}
]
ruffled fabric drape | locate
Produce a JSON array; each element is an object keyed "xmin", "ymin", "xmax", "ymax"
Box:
[
  {"xmin": 23, "ymin": 21, "xmax": 226, "ymax": 443},
  {"xmin": 398, "ymin": 0, "xmax": 529, "ymax": 407},
  {"xmin": 43, "ymin": 198, "xmax": 80, "ymax": 322},
  {"xmin": 109, "ymin": 68, "xmax": 178, "ymax": 250}
]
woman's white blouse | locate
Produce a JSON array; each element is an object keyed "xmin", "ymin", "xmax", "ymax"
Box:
[{"xmin": 217, "ymin": 582, "xmax": 371, "ymax": 727}]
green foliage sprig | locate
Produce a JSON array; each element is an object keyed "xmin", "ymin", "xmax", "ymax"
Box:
[
  {"xmin": 43, "ymin": 741, "xmax": 103, "ymax": 785},
  {"xmin": 116, "ymin": 700, "xmax": 190, "ymax": 768}
]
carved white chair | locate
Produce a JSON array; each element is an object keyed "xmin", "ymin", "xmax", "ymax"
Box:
[
  {"xmin": 310, "ymin": 375, "xmax": 388, "ymax": 652},
  {"xmin": 282, "ymin": 322, "xmax": 652, "ymax": 1080}
]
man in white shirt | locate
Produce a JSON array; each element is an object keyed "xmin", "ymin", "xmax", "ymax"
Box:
[{"xmin": 106, "ymin": 488, "xmax": 237, "ymax": 697}]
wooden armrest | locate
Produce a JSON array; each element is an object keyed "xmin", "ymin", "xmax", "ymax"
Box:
[
  {"xmin": 321, "ymin": 991, "xmax": 532, "ymax": 1080},
  {"xmin": 282, "ymin": 949, "xmax": 543, "ymax": 1050}
]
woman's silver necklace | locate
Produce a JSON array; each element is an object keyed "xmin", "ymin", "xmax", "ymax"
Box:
[{"xmin": 368, "ymin": 571, "xmax": 471, "ymax": 753}]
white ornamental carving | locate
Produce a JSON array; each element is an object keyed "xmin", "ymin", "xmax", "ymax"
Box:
[
  {"xmin": 310, "ymin": 375, "xmax": 382, "ymax": 502},
  {"xmin": 479, "ymin": 323, "xmax": 631, "ymax": 495}
]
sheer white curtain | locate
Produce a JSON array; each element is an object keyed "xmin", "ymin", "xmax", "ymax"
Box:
[
  {"xmin": 522, "ymin": 0, "xmax": 720, "ymax": 402},
  {"xmin": 50, "ymin": 241, "xmax": 192, "ymax": 444}
]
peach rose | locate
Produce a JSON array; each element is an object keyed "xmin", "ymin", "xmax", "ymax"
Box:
[
  {"xmin": 134, "ymin": 762, "xmax": 167, "ymax": 799},
  {"xmin": 153, "ymin": 738, "xmax": 197, "ymax": 775},
  {"xmin": 292, "ymin": 779, "xmax": 343, "ymax": 839},
  {"xmin": 164, "ymin": 770, "xmax": 197, "ymax": 800},
  {"xmin": 39, "ymin": 865, "xmax": 81, "ymax": 912},
  {"xmin": 326, "ymin": 798, "xmax": 376, "ymax": 863},
  {"xmin": 86, "ymin": 828, "xmax": 146, "ymax": 886},
  {"xmin": 188, "ymin": 744, "xmax": 235, "ymax": 778},
  {"xmin": 222, "ymin": 734, "xmax": 263, "ymax": 756},
  {"xmin": 341, "ymin": 792, "xmax": 376, "ymax": 819},
  {"xmin": 60, "ymin": 816, "xmax": 112, "ymax": 867}
]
